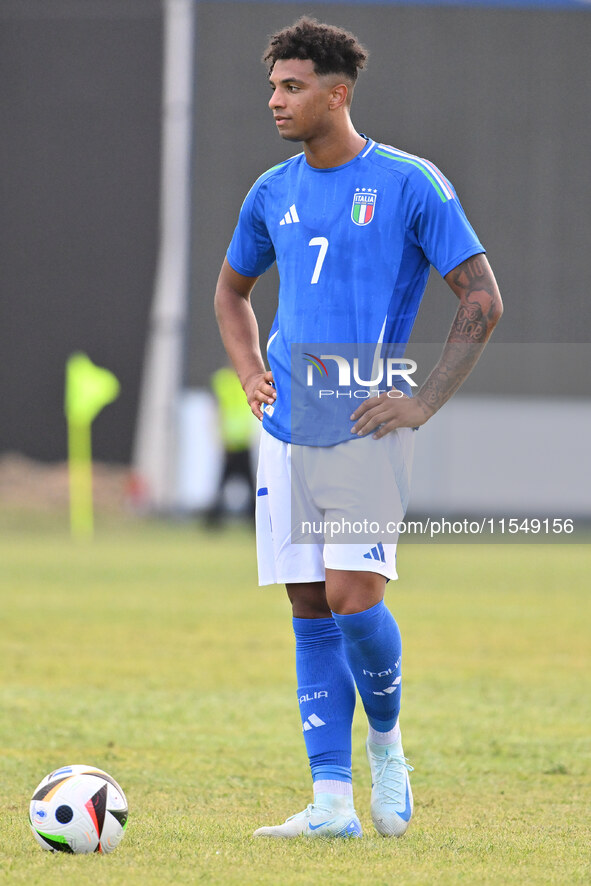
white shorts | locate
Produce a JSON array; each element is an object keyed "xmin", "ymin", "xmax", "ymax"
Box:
[{"xmin": 255, "ymin": 427, "xmax": 415, "ymax": 586}]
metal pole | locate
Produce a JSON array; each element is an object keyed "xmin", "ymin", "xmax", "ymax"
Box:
[{"xmin": 132, "ymin": 0, "xmax": 195, "ymax": 511}]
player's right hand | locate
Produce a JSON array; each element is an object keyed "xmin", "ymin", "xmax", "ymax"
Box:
[{"xmin": 243, "ymin": 370, "xmax": 276, "ymax": 421}]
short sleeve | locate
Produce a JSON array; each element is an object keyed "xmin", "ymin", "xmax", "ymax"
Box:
[
  {"xmin": 226, "ymin": 178, "xmax": 276, "ymax": 278},
  {"xmin": 404, "ymin": 164, "xmax": 485, "ymax": 278}
]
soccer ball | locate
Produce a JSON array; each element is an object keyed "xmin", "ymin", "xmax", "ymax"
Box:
[{"xmin": 29, "ymin": 764, "xmax": 128, "ymax": 854}]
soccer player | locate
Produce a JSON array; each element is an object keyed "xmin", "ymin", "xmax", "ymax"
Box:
[{"xmin": 214, "ymin": 17, "xmax": 503, "ymax": 838}]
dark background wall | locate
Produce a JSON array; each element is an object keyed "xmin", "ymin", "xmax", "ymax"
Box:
[
  {"xmin": 0, "ymin": 0, "xmax": 162, "ymax": 462},
  {"xmin": 1, "ymin": 1, "xmax": 590, "ymax": 463}
]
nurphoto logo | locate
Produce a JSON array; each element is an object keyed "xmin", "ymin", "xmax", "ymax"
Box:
[{"xmin": 303, "ymin": 352, "xmax": 417, "ymax": 399}]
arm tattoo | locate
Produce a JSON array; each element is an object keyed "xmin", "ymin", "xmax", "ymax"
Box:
[
  {"xmin": 418, "ymin": 255, "xmax": 502, "ymax": 414},
  {"xmin": 447, "ymin": 254, "xmax": 500, "ymax": 344}
]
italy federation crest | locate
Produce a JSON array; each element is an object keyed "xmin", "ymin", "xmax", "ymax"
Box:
[{"xmin": 351, "ymin": 189, "xmax": 377, "ymax": 226}]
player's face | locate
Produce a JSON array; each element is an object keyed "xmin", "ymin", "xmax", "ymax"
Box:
[{"xmin": 268, "ymin": 58, "xmax": 340, "ymax": 143}]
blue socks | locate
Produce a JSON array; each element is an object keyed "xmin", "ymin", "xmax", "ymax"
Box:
[
  {"xmin": 293, "ymin": 602, "xmax": 402, "ymax": 794},
  {"xmin": 332, "ymin": 601, "xmax": 402, "ymax": 732},
  {"xmin": 293, "ymin": 617, "xmax": 356, "ymax": 785}
]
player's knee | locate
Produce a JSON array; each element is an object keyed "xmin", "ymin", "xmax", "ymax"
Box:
[
  {"xmin": 326, "ymin": 570, "xmax": 386, "ymax": 615},
  {"xmin": 286, "ymin": 582, "xmax": 331, "ymax": 619}
]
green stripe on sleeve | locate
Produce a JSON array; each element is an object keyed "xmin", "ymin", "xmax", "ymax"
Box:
[{"xmin": 375, "ymin": 149, "xmax": 448, "ymax": 202}]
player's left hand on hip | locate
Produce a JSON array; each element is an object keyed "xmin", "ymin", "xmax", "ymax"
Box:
[{"xmin": 350, "ymin": 390, "xmax": 431, "ymax": 438}]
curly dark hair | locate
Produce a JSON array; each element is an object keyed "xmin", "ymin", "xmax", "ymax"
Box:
[{"xmin": 262, "ymin": 16, "xmax": 368, "ymax": 83}]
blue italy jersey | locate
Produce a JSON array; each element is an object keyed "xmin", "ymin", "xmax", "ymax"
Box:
[{"xmin": 226, "ymin": 137, "xmax": 484, "ymax": 446}]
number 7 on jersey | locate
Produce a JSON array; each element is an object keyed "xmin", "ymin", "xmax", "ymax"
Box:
[{"xmin": 308, "ymin": 237, "xmax": 329, "ymax": 285}]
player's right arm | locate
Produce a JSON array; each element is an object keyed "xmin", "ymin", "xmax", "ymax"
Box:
[{"xmin": 214, "ymin": 258, "xmax": 276, "ymax": 420}]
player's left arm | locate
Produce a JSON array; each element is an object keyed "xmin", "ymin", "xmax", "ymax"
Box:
[{"xmin": 351, "ymin": 253, "xmax": 503, "ymax": 438}]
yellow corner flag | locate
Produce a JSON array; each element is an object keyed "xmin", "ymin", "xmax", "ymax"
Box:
[{"xmin": 65, "ymin": 353, "xmax": 120, "ymax": 538}]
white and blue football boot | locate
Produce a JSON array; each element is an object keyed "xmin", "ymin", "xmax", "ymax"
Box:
[
  {"xmin": 366, "ymin": 733, "xmax": 414, "ymax": 837},
  {"xmin": 253, "ymin": 794, "xmax": 362, "ymax": 839}
]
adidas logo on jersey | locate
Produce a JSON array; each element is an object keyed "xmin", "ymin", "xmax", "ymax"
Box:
[
  {"xmin": 303, "ymin": 713, "xmax": 326, "ymax": 731},
  {"xmin": 279, "ymin": 204, "xmax": 300, "ymax": 225}
]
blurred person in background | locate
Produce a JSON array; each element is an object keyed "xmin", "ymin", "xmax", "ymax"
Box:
[{"xmin": 206, "ymin": 365, "xmax": 258, "ymax": 527}]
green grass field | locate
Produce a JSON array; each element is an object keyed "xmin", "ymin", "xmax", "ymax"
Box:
[{"xmin": 1, "ymin": 512, "xmax": 589, "ymax": 885}]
